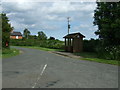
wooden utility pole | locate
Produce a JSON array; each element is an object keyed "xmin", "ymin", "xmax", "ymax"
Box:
[{"xmin": 67, "ymin": 17, "xmax": 70, "ymax": 34}]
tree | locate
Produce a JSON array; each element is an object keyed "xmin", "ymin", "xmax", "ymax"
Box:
[
  {"xmin": 1, "ymin": 13, "xmax": 13, "ymax": 48},
  {"xmin": 48, "ymin": 36, "xmax": 55, "ymax": 40},
  {"xmin": 38, "ymin": 31, "xmax": 47, "ymax": 40},
  {"xmin": 93, "ymin": 2, "xmax": 120, "ymax": 46},
  {"xmin": 23, "ymin": 28, "xmax": 31, "ymax": 39},
  {"xmin": 29, "ymin": 35, "xmax": 37, "ymax": 39}
]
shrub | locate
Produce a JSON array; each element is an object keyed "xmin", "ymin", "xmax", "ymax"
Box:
[
  {"xmin": 96, "ymin": 45, "xmax": 120, "ymax": 60},
  {"xmin": 10, "ymin": 39, "xmax": 64, "ymax": 49},
  {"xmin": 83, "ymin": 39, "xmax": 100, "ymax": 52}
]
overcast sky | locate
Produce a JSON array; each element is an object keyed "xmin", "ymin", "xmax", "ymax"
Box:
[{"xmin": 2, "ymin": 0, "xmax": 98, "ymax": 40}]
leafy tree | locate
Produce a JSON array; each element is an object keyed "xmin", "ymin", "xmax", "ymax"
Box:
[
  {"xmin": 49, "ymin": 36, "xmax": 55, "ymax": 40},
  {"xmin": 93, "ymin": 2, "xmax": 120, "ymax": 46},
  {"xmin": 29, "ymin": 35, "xmax": 37, "ymax": 39},
  {"xmin": 23, "ymin": 28, "xmax": 31, "ymax": 39},
  {"xmin": 1, "ymin": 13, "xmax": 13, "ymax": 48},
  {"xmin": 38, "ymin": 31, "xmax": 47, "ymax": 40}
]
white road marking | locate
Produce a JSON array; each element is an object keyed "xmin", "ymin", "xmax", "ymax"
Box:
[{"xmin": 32, "ymin": 64, "xmax": 47, "ymax": 88}]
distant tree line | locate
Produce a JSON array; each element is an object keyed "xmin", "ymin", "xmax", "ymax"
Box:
[
  {"xmin": 22, "ymin": 28, "xmax": 54, "ymax": 40},
  {"xmin": 10, "ymin": 28, "xmax": 64, "ymax": 49}
]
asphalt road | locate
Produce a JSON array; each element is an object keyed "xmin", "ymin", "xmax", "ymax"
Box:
[{"xmin": 2, "ymin": 47, "xmax": 118, "ymax": 88}]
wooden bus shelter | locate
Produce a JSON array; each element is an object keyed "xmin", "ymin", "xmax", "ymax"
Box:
[{"xmin": 63, "ymin": 32, "xmax": 85, "ymax": 53}]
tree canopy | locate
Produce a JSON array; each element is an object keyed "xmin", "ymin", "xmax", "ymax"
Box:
[
  {"xmin": 93, "ymin": 2, "xmax": 120, "ymax": 46},
  {"xmin": 38, "ymin": 31, "xmax": 47, "ymax": 40},
  {"xmin": 49, "ymin": 36, "xmax": 55, "ymax": 40},
  {"xmin": 23, "ymin": 28, "xmax": 31, "ymax": 39}
]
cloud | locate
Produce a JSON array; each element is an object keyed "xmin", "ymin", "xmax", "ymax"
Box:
[
  {"xmin": 43, "ymin": 2, "xmax": 97, "ymax": 14},
  {"xmin": 73, "ymin": 24, "xmax": 90, "ymax": 30},
  {"xmin": 89, "ymin": 12, "xmax": 94, "ymax": 17},
  {"xmin": 2, "ymin": 1, "xmax": 97, "ymax": 40},
  {"xmin": 80, "ymin": 24, "xmax": 89, "ymax": 28}
]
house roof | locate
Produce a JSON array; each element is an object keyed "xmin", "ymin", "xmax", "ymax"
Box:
[
  {"xmin": 63, "ymin": 32, "xmax": 85, "ymax": 38},
  {"xmin": 11, "ymin": 31, "xmax": 22, "ymax": 36}
]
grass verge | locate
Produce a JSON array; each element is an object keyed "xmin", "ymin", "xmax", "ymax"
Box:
[
  {"xmin": 18, "ymin": 46, "xmax": 64, "ymax": 52},
  {"xmin": 83, "ymin": 58, "xmax": 119, "ymax": 66},
  {"xmin": 74, "ymin": 52, "xmax": 119, "ymax": 66},
  {"xmin": 2, "ymin": 48, "xmax": 20, "ymax": 58}
]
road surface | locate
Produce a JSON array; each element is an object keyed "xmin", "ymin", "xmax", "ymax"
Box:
[{"xmin": 3, "ymin": 47, "xmax": 118, "ymax": 88}]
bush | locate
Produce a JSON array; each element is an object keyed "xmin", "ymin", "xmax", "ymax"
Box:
[
  {"xmin": 96, "ymin": 45, "xmax": 120, "ymax": 60},
  {"xmin": 83, "ymin": 39, "xmax": 100, "ymax": 52},
  {"xmin": 10, "ymin": 39, "xmax": 64, "ymax": 49}
]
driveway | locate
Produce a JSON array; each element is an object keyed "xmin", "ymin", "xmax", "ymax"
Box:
[{"xmin": 2, "ymin": 47, "xmax": 118, "ymax": 88}]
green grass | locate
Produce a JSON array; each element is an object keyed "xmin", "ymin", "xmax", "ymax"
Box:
[
  {"xmin": 74, "ymin": 52, "xmax": 119, "ymax": 66},
  {"xmin": 2, "ymin": 48, "xmax": 20, "ymax": 58},
  {"xmin": 74, "ymin": 52, "xmax": 98, "ymax": 58},
  {"xmin": 19, "ymin": 46, "xmax": 64, "ymax": 52},
  {"xmin": 83, "ymin": 58, "xmax": 119, "ymax": 66}
]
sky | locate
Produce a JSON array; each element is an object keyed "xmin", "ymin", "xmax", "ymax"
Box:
[{"xmin": 1, "ymin": 0, "xmax": 98, "ymax": 41}]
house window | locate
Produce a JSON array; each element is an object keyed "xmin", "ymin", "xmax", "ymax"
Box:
[{"xmin": 16, "ymin": 36, "xmax": 18, "ymax": 39}]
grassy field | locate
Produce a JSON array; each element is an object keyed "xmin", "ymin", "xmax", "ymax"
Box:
[
  {"xmin": 2, "ymin": 48, "xmax": 20, "ymax": 58},
  {"xmin": 74, "ymin": 52, "xmax": 119, "ymax": 66}
]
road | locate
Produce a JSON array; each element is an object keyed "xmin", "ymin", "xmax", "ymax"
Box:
[{"xmin": 2, "ymin": 47, "xmax": 118, "ymax": 88}]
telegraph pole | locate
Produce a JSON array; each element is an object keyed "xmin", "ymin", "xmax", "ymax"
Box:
[{"xmin": 67, "ymin": 17, "xmax": 70, "ymax": 34}]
